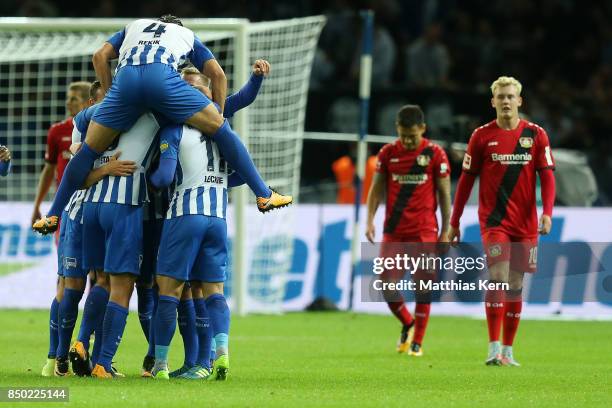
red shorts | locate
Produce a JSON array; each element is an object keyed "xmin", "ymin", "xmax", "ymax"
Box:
[
  {"xmin": 380, "ymin": 232, "xmax": 438, "ymax": 283},
  {"xmin": 481, "ymin": 228, "xmax": 538, "ymax": 273}
]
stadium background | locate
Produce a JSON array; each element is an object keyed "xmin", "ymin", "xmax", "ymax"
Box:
[{"xmin": 0, "ymin": 2, "xmax": 610, "ymax": 406}]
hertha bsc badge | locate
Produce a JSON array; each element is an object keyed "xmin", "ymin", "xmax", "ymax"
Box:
[
  {"xmin": 416, "ymin": 155, "xmax": 430, "ymax": 166},
  {"xmin": 519, "ymin": 137, "xmax": 533, "ymax": 148},
  {"xmin": 489, "ymin": 244, "xmax": 502, "ymax": 258}
]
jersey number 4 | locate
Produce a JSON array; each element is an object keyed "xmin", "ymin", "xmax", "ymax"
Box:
[{"xmin": 143, "ymin": 23, "xmax": 167, "ymax": 38}]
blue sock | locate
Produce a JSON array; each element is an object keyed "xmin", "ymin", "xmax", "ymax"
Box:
[
  {"xmin": 153, "ymin": 295, "xmax": 179, "ymax": 364},
  {"xmin": 212, "ymin": 120, "xmax": 271, "ymax": 198},
  {"xmin": 97, "ymin": 301, "xmax": 129, "ymax": 372},
  {"xmin": 57, "ymin": 288, "xmax": 84, "ymax": 358},
  {"xmin": 136, "ymin": 286, "xmax": 154, "ymax": 342},
  {"xmin": 210, "ymin": 338, "xmax": 216, "ymax": 362},
  {"xmin": 205, "ymin": 293, "xmax": 230, "ymax": 356},
  {"xmin": 177, "ymin": 299, "xmax": 198, "ymax": 367},
  {"xmin": 77, "ymin": 285, "xmax": 109, "ymax": 350},
  {"xmin": 193, "ymin": 298, "xmax": 212, "ymax": 369},
  {"xmin": 48, "ymin": 142, "xmax": 101, "ymax": 217},
  {"xmin": 146, "ymin": 288, "xmax": 159, "ymax": 358},
  {"xmin": 91, "ymin": 317, "xmax": 103, "ymax": 366},
  {"xmin": 48, "ymin": 297, "xmax": 60, "ymax": 359}
]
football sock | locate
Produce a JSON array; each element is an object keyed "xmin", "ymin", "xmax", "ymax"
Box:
[
  {"xmin": 387, "ymin": 301, "xmax": 414, "ymax": 327},
  {"xmin": 91, "ymin": 316, "xmax": 103, "ymax": 366},
  {"xmin": 485, "ymin": 284, "xmax": 506, "ymax": 342},
  {"xmin": 211, "ymin": 120, "xmax": 271, "ymax": 198},
  {"xmin": 57, "ymin": 288, "xmax": 84, "ymax": 358},
  {"xmin": 98, "ymin": 301, "xmax": 129, "ymax": 372},
  {"xmin": 503, "ymin": 289, "xmax": 523, "ymax": 346},
  {"xmin": 177, "ymin": 298, "xmax": 198, "ymax": 367},
  {"xmin": 413, "ymin": 302, "xmax": 431, "ymax": 346},
  {"xmin": 47, "ymin": 297, "xmax": 60, "ymax": 359},
  {"xmin": 210, "ymin": 338, "xmax": 217, "ymax": 362},
  {"xmin": 146, "ymin": 287, "xmax": 159, "ymax": 358},
  {"xmin": 205, "ymin": 293, "xmax": 230, "ymax": 356},
  {"xmin": 136, "ymin": 286, "xmax": 154, "ymax": 342},
  {"xmin": 193, "ymin": 297, "xmax": 213, "ymax": 369},
  {"xmin": 77, "ymin": 285, "xmax": 109, "ymax": 350},
  {"xmin": 154, "ymin": 296, "xmax": 180, "ymax": 364},
  {"xmin": 48, "ymin": 142, "xmax": 101, "ymax": 217}
]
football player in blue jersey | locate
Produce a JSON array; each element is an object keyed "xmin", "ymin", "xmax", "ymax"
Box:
[
  {"xmin": 34, "ymin": 15, "xmax": 292, "ymax": 235},
  {"xmin": 145, "ymin": 60, "xmax": 268, "ymax": 380},
  {"xmin": 0, "ymin": 145, "xmax": 11, "ymax": 176}
]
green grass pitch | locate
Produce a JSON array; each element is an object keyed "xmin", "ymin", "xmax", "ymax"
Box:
[{"xmin": 1, "ymin": 310, "xmax": 610, "ymax": 407}]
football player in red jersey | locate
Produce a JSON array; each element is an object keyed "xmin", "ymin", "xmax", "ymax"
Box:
[
  {"xmin": 366, "ymin": 105, "xmax": 451, "ymax": 357},
  {"xmin": 448, "ymin": 76, "xmax": 556, "ymax": 366}
]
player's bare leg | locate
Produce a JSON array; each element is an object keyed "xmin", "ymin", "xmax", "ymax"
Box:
[
  {"xmin": 33, "ymin": 121, "xmax": 120, "ymax": 233},
  {"xmin": 485, "ymin": 261, "xmax": 509, "ymax": 366},
  {"xmin": 186, "ymin": 105, "xmax": 292, "ymax": 212},
  {"xmin": 501, "ymin": 269, "xmax": 524, "ymax": 367}
]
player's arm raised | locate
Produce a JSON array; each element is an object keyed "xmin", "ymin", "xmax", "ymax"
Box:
[
  {"xmin": 92, "ymin": 43, "xmax": 118, "ymax": 94},
  {"xmin": 366, "ymin": 172, "xmax": 385, "ymax": 243},
  {"xmin": 224, "ymin": 59, "xmax": 269, "ymax": 117}
]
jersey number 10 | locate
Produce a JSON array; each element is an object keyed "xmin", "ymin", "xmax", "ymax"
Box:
[{"xmin": 143, "ymin": 23, "xmax": 167, "ymax": 38}]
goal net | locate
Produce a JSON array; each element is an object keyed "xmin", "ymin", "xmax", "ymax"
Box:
[{"xmin": 0, "ymin": 16, "xmax": 325, "ymax": 313}]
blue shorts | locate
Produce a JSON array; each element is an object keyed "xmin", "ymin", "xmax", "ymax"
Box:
[
  {"xmin": 139, "ymin": 218, "xmax": 164, "ymax": 286},
  {"xmin": 62, "ymin": 216, "xmax": 87, "ymax": 279},
  {"xmin": 157, "ymin": 215, "xmax": 227, "ymax": 283},
  {"xmin": 92, "ymin": 64, "xmax": 211, "ymax": 131},
  {"xmin": 57, "ymin": 211, "xmax": 68, "ymax": 277},
  {"xmin": 82, "ymin": 202, "xmax": 143, "ymax": 275}
]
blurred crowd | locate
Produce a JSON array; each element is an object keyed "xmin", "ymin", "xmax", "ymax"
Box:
[{"xmin": 3, "ymin": 0, "xmax": 611, "ymax": 202}]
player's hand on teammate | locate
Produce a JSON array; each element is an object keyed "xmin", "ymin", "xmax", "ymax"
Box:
[
  {"xmin": 539, "ymin": 214, "xmax": 552, "ymax": 235},
  {"xmin": 105, "ymin": 151, "xmax": 137, "ymax": 177},
  {"xmin": 448, "ymin": 226, "xmax": 461, "ymax": 246},
  {"xmin": 365, "ymin": 222, "xmax": 376, "ymax": 243},
  {"xmin": 253, "ymin": 59, "xmax": 271, "ymax": 76},
  {"xmin": 0, "ymin": 145, "xmax": 11, "ymax": 162}
]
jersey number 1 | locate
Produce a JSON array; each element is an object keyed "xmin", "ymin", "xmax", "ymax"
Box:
[{"xmin": 143, "ymin": 23, "xmax": 167, "ymax": 38}]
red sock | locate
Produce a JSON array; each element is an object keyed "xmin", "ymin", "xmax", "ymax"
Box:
[
  {"xmin": 387, "ymin": 301, "xmax": 413, "ymax": 326},
  {"xmin": 413, "ymin": 303, "xmax": 431, "ymax": 346},
  {"xmin": 485, "ymin": 288, "xmax": 505, "ymax": 342},
  {"xmin": 503, "ymin": 297, "xmax": 522, "ymax": 346}
]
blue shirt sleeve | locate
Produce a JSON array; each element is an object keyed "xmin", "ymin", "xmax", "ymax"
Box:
[
  {"xmin": 149, "ymin": 125, "xmax": 182, "ymax": 188},
  {"xmin": 107, "ymin": 29, "xmax": 125, "ymax": 54},
  {"xmin": 0, "ymin": 160, "xmax": 10, "ymax": 177},
  {"xmin": 224, "ymin": 73, "xmax": 264, "ymax": 118},
  {"xmin": 188, "ymin": 35, "xmax": 215, "ymax": 71}
]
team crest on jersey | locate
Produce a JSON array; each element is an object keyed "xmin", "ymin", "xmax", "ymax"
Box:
[
  {"xmin": 416, "ymin": 155, "xmax": 430, "ymax": 167},
  {"xmin": 160, "ymin": 140, "xmax": 169, "ymax": 153},
  {"xmin": 488, "ymin": 245, "xmax": 502, "ymax": 258},
  {"xmin": 519, "ymin": 137, "xmax": 533, "ymax": 148}
]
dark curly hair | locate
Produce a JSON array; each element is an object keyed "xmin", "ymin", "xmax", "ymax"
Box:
[{"xmin": 158, "ymin": 14, "xmax": 183, "ymax": 26}]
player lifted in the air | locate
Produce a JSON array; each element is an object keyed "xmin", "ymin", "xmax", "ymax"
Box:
[
  {"xmin": 366, "ymin": 105, "xmax": 451, "ymax": 357},
  {"xmin": 449, "ymin": 76, "xmax": 556, "ymax": 366},
  {"xmin": 33, "ymin": 15, "xmax": 291, "ymax": 234}
]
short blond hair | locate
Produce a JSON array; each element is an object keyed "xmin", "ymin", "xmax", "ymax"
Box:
[
  {"xmin": 490, "ymin": 76, "xmax": 522, "ymax": 96},
  {"xmin": 180, "ymin": 66, "xmax": 211, "ymax": 87},
  {"xmin": 68, "ymin": 81, "xmax": 92, "ymax": 101}
]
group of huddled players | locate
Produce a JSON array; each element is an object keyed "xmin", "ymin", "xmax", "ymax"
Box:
[{"xmin": 35, "ymin": 14, "xmax": 290, "ymax": 380}]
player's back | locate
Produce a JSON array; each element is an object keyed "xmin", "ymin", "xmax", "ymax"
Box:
[
  {"xmin": 116, "ymin": 19, "xmax": 196, "ymax": 72},
  {"xmin": 167, "ymin": 126, "xmax": 228, "ymax": 219},
  {"xmin": 85, "ymin": 113, "xmax": 161, "ymax": 205}
]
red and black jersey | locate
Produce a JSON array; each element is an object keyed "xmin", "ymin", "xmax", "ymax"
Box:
[
  {"xmin": 377, "ymin": 138, "xmax": 450, "ymax": 237},
  {"xmin": 462, "ymin": 119, "xmax": 555, "ymax": 237},
  {"xmin": 44, "ymin": 117, "xmax": 74, "ymax": 186}
]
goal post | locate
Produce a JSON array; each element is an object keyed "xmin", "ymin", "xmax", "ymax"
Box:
[{"xmin": 0, "ymin": 16, "xmax": 326, "ymax": 314}]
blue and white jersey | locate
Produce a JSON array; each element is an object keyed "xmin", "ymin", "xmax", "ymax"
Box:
[
  {"xmin": 161, "ymin": 125, "xmax": 228, "ymax": 219},
  {"xmin": 84, "ymin": 113, "xmax": 161, "ymax": 206},
  {"xmin": 108, "ymin": 19, "xmax": 214, "ymax": 73},
  {"xmin": 64, "ymin": 190, "xmax": 86, "ymax": 222}
]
